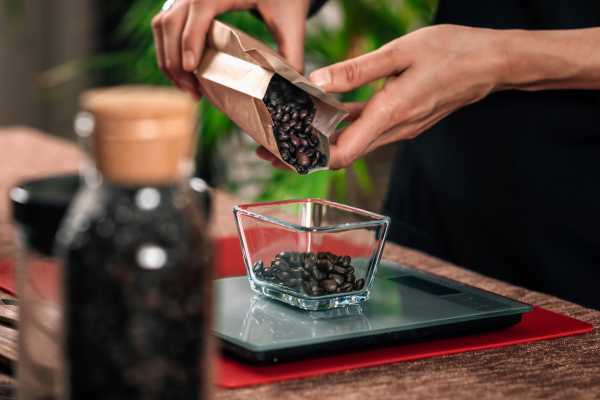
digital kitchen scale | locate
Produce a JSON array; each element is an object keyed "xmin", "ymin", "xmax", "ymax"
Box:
[{"xmin": 214, "ymin": 260, "xmax": 532, "ymax": 364}]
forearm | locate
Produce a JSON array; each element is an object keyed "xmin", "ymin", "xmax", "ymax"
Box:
[{"xmin": 496, "ymin": 27, "xmax": 600, "ymax": 91}]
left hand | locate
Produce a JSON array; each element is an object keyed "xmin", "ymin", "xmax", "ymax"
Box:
[{"xmin": 306, "ymin": 24, "xmax": 507, "ymax": 169}]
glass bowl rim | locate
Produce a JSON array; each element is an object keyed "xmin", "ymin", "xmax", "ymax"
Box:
[{"xmin": 233, "ymin": 198, "xmax": 390, "ymax": 233}]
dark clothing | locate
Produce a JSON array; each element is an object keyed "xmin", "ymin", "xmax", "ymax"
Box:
[{"xmin": 384, "ymin": 1, "xmax": 600, "ymax": 309}]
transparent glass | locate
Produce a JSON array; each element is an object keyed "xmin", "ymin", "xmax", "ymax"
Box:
[
  {"xmin": 16, "ymin": 241, "xmax": 64, "ymax": 400},
  {"xmin": 234, "ymin": 199, "xmax": 390, "ymax": 310}
]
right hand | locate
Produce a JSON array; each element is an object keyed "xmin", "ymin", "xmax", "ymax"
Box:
[{"xmin": 151, "ymin": 0, "xmax": 311, "ymax": 98}]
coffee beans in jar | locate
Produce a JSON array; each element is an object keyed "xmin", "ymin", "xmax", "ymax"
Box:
[
  {"xmin": 263, "ymin": 75, "xmax": 328, "ymax": 174},
  {"xmin": 60, "ymin": 185, "xmax": 212, "ymax": 399},
  {"xmin": 253, "ymin": 251, "xmax": 365, "ymax": 296}
]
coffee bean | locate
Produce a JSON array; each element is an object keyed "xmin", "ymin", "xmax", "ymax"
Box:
[
  {"xmin": 311, "ymin": 266, "xmax": 327, "ymax": 281},
  {"xmin": 253, "ymin": 261, "xmax": 264, "ymax": 273},
  {"xmin": 297, "ymin": 151, "xmax": 310, "ymax": 167},
  {"xmin": 276, "ymin": 270, "xmax": 290, "ymax": 281},
  {"xmin": 303, "ymin": 280, "xmax": 322, "ymax": 296},
  {"xmin": 333, "ymin": 265, "xmax": 347, "ymax": 275},
  {"xmin": 311, "ymin": 156, "xmax": 320, "ymax": 168},
  {"xmin": 340, "ymin": 256, "xmax": 351, "ymax": 267},
  {"xmin": 287, "ymin": 252, "xmax": 303, "ymax": 266},
  {"xmin": 304, "ymin": 252, "xmax": 317, "ymax": 265},
  {"xmin": 320, "ymin": 279, "xmax": 338, "ymax": 293},
  {"xmin": 317, "ymin": 259, "xmax": 333, "ymax": 273},
  {"xmin": 273, "ymin": 259, "xmax": 290, "ymax": 271},
  {"xmin": 263, "ymin": 74, "xmax": 325, "ymax": 174},
  {"xmin": 345, "ymin": 273, "xmax": 356, "ymax": 284},
  {"xmin": 301, "ymin": 269, "xmax": 312, "ymax": 279},
  {"xmin": 318, "ymin": 153, "xmax": 328, "ymax": 167},
  {"xmin": 329, "ymin": 273, "xmax": 345, "ymax": 286},
  {"xmin": 291, "ymin": 135, "xmax": 301, "ymax": 147},
  {"xmin": 287, "ymin": 278, "xmax": 302, "ymax": 287},
  {"xmin": 256, "ymin": 251, "xmax": 361, "ymax": 298},
  {"xmin": 263, "ymin": 267, "xmax": 274, "ymax": 278},
  {"xmin": 288, "ymin": 266, "xmax": 303, "ymax": 279}
]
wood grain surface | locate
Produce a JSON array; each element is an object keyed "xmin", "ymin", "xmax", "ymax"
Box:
[{"xmin": 1, "ymin": 128, "xmax": 598, "ymax": 399}]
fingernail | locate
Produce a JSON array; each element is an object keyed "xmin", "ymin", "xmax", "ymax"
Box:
[
  {"xmin": 183, "ymin": 51, "xmax": 197, "ymax": 72},
  {"xmin": 309, "ymin": 69, "xmax": 331, "ymax": 89}
]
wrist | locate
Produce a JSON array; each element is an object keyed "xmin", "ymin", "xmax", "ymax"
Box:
[
  {"xmin": 484, "ymin": 29, "xmax": 521, "ymax": 92},
  {"xmin": 492, "ymin": 28, "xmax": 590, "ymax": 91}
]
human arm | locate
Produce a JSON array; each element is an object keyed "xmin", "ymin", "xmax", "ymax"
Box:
[{"xmin": 306, "ymin": 25, "xmax": 600, "ymax": 169}]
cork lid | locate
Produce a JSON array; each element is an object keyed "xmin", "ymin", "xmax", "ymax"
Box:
[
  {"xmin": 81, "ymin": 85, "xmax": 197, "ymax": 121},
  {"xmin": 80, "ymin": 85, "xmax": 198, "ymax": 185}
]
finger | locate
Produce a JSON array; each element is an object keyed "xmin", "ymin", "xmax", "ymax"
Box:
[
  {"xmin": 258, "ymin": 0, "xmax": 309, "ymax": 73},
  {"xmin": 328, "ymin": 102, "xmax": 365, "ymax": 145},
  {"xmin": 271, "ymin": 159, "xmax": 289, "ymax": 170},
  {"xmin": 328, "ymin": 77, "xmax": 410, "ymax": 169},
  {"xmin": 151, "ymin": 13, "xmax": 167, "ymax": 73},
  {"xmin": 256, "ymin": 146, "xmax": 278, "ymax": 162},
  {"xmin": 256, "ymin": 146, "xmax": 290, "ymax": 170},
  {"xmin": 309, "ymin": 40, "xmax": 411, "ymax": 93},
  {"xmin": 160, "ymin": 4, "xmax": 190, "ymax": 89},
  {"xmin": 178, "ymin": 73, "xmax": 202, "ymax": 99},
  {"xmin": 274, "ymin": 25, "xmax": 306, "ymax": 73},
  {"xmin": 343, "ymin": 101, "xmax": 367, "ymax": 122},
  {"xmin": 181, "ymin": 1, "xmax": 216, "ymax": 72}
]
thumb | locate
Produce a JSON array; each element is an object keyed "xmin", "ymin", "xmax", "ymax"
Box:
[{"xmin": 309, "ymin": 41, "xmax": 410, "ymax": 93}]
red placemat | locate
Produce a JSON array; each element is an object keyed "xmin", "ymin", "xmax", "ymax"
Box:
[
  {"xmin": 1, "ymin": 236, "xmax": 593, "ymax": 389},
  {"xmin": 216, "ymin": 306, "xmax": 592, "ymax": 388}
]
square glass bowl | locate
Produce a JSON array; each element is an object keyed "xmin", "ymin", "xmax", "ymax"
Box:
[{"xmin": 233, "ymin": 199, "xmax": 390, "ymax": 310}]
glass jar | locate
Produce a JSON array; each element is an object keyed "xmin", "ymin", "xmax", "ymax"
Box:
[
  {"xmin": 55, "ymin": 86, "xmax": 213, "ymax": 400},
  {"xmin": 234, "ymin": 199, "xmax": 390, "ymax": 310},
  {"xmin": 11, "ymin": 175, "xmax": 80, "ymax": 400}
]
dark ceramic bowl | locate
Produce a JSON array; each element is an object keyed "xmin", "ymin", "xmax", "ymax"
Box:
[{"xmin": 10, "ymin": 174, "xmax": 211, "ymax": 256}]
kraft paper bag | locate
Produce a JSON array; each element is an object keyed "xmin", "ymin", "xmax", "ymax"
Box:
[{"xmin": 195, "ymin": 20, "xmax": 348, "ymax": 173}]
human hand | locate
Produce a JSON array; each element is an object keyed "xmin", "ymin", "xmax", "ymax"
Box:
[
  {"xmin": 307, "ymin": 24, "xmax": 507, "ymax": 169},
  {"xmin": 152, "ymin": 0, "xmax": 310, "ymax": 98}
]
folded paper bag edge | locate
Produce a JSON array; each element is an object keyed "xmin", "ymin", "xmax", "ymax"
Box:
[
  {"xmin": 203, "ymin": 20, "xmax": 348, "ymax": 118},
  {"xmin": 196, "ymin": 49, "xmax": 273, "ymax": 100}
]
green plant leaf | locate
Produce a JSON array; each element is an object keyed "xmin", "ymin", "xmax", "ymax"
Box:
[{"xmin": 351, "ymin": 159, "xmax": 375, "ymax": 195}]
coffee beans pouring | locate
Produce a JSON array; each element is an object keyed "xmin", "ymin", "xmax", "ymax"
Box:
[
  {"xmin": 263, "ymin": 74, "xmax": 327, "ymax": 174},
  {"xmin": 253, "ymin": 251, "xmax": 365, "ymax": 296}
]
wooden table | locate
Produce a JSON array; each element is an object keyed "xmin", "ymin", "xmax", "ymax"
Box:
[{"xmin": 1, "ymin": 128, "xmax": 599, "ymax": 399}]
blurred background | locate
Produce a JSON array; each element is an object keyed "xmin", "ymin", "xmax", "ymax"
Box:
[{"xmin": 0, "ymin": 0, "xmax": 436, "ymax": 210}]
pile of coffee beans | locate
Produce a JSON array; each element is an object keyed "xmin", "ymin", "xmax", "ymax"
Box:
[
  {"xmin": 263, "ymin": 74, "xmax": 327, "ymax": 174},
  {"xmin": 61, "ymin": 184, "xmax": 211, "ymax": 399},
  {"xmin": 253, "ymin": 251, "xmax": 365, "ymax": 296}
]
